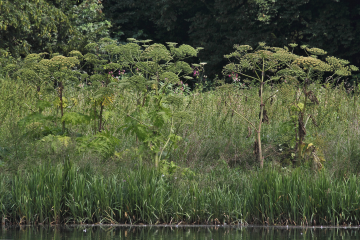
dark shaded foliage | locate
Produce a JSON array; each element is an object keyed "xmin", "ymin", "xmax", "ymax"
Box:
[{"xmin": 103, "ymin": 0, "xmax": 360, "ymax": 77}]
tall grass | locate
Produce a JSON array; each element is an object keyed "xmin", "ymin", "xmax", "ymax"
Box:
[
  {"xmin": 1, "ymin": 163, "xmax": 360, "ymax": 225},
  {"xmin": 1, "ymin": 74, "xmax": 359, "ymax": 173},
  {"xmin": 1, "ymin": 75, "xmax": 360, "ymax": 226}
]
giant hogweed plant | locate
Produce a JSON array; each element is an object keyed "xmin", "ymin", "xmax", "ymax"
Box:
[
  {"xmin": 274, "ymin": 44, "xmax": 359, "ymax": 169},
  {"xmin": 1, "ymin": 51, "xmax": 99, "ymax": 159},
  {"xmin": 6, "ymin": 48, "xmax": 118, "ymax": 158},
  {"xmin": 14, "ymin": 52, "xmax": 82, "ymax": 134},
  {"xmin": 2, "ymin": 39, "xmax": 201, "ymax": 162},
  {"xmin": 116, "ymin": 39, "xmax": 201, "ymax": 168},
  {"xmin": 82, "ymin": 38, "xmax": 123, "ymax": 133},
  {"xmin": 223, "ymin": 43, "xmax": 298, "ymax": 168},
  {"xmin": 223, "ymin": 43, "xmax": 358, "ymax": 169},
  {"xmin": 71, "ymin": 38, "xmax": 128, "ymax": 158},
  {"xmin": 115, "ymin": 39, "xmax": 201, "ymax": 97},
  {"xmin": 13, "ymin": 53, "xmax": 51, "ymax": 113}
]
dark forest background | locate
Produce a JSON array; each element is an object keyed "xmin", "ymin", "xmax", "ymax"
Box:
[{"xmin": 2, "ymin": 0, "xmax": 360, "ymax": 78}]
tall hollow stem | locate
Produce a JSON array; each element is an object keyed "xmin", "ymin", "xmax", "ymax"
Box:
[
  {"xmin": 59, "ymin": 81, "xmax": 65, "ymax": 133},
  {"xmin": 257, "ymin": 59, "xmax": 265, "ymax": 168}
]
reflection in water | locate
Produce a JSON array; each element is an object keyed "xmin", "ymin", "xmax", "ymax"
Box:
[{"xmin": 1, "ymin": 225, "xmax": 360, "ymax": 240}]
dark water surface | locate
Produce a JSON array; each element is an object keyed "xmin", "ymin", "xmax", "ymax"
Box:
[{"xmin": 1, "ymin": 225, "xmax": 360, "ymax": 240}]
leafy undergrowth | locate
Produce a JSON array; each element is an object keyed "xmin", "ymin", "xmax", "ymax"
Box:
[{"xmin": 1, "ymin": 42, "xmax": 360, "ymax": 226}]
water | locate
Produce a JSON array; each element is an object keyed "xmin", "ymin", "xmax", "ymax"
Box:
[{"xmin": 1, "ymin": 225, "xmax": 360, "ymax": 240}]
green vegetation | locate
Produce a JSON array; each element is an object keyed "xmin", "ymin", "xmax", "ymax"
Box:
[
  {"xmin": 1, "ymin": 0, "xmax": 360, "ymax": 226},
  {"xmin": 1, "ymin": 164, "xmax": 360, "ymax": 225},
  {"xmin": 103, "ymin": 0, "xmax": 360, "ymax": 77},
  {"xmin": 1, "ymin": 40, "xmax": 360, "ymax": 225},
  {"xmin": 0, "ymin": 0, "xmax": 110, "ymax": 56}
]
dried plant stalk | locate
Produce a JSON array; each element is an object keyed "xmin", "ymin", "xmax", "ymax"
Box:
[
  {"xmin": 310, "ymin": 115, "xmax": 318, "ymax": 127},
  {"xmin": 246, "ymin": 126, "xmax": 252, "ymax": 138}
]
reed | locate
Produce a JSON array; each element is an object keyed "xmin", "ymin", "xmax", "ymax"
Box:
[{"xmin": 1, "ymin": 163, "xmax": 360, "ymax": 226}]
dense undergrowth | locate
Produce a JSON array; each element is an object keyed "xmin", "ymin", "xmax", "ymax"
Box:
[
  {"xmin": 1, "ymin": 41, "xmax": 360, "ymax": 225},
  {"xmin": 1, "ymin": 76, "xmax": 359, "ymax": 175}
]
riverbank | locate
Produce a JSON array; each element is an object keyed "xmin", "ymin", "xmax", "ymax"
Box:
[
  {"xmin": 1, "ymin": 69, "xmax": 360, "ymax": 227},
  {"xmin": 2, "ymin": 224, "xmax": 359, "ymax": 240}
]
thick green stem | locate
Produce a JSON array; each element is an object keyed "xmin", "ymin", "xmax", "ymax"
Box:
[
  {"xmin": 59, "ymin": 81, "xmax": 65, "ymax": 133},
  {"xmin": 258, "ymin": 60, "xmax": 265, "ymax": 168},
  {"xmin": 99, "ymin": 102, "xmax": 104, "ymax": 132},
  {"xmin": 93, "ymin": 102, "xmax": 97, "ymax": 133},
  {"xmin": 298, "ymin": 78, "xmax": 308, "ymax": 160},
  {"xmin": 354, "ymin": 79, "xmax": 358, "ymax": 125},
  {"xmin": 156, "ymin": 71, "xmax": 159, "ymax": 95},
  {"xmin": 159, "ymin": 116, "xmax": 174, "ymax": 162},
  {"xmin": 155, "ymin": 153, "xmax": 159, "ymax": 168}
]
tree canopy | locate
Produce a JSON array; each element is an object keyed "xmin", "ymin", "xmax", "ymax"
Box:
[
  {"xmin": 103, "ymin": 0, "xmax": 360, "ymax": 77},
  {"xmin": 1, "ymin": 0, "xmax": 359, "ymax": 78},
  {"xmin": 0, "ymin": 0, "xmax": 110, "ymax": 57}
]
